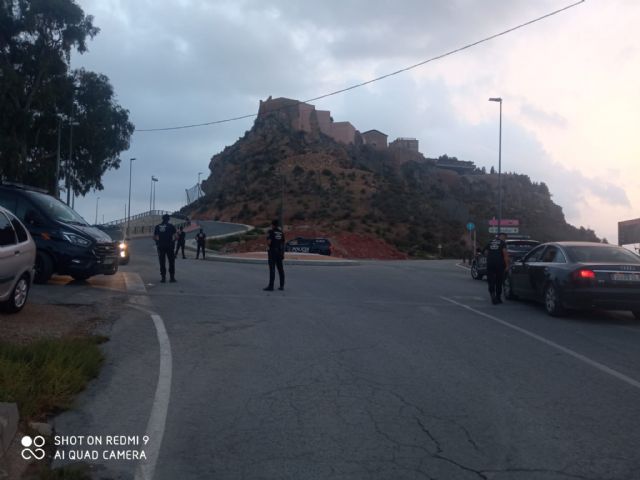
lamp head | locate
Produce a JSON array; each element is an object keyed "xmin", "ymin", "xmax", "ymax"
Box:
[{"xmin": 488, "ymin": 97, "xmax": 502, "ymax": 103}]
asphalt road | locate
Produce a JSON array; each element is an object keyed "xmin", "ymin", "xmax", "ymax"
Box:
[{"xmin": 53, "ymin": 237, "xmax": 640, "ymax": 480}]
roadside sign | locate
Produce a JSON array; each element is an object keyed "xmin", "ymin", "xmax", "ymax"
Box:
[
  {"xmin": 488, "ymin": 218, "xmax": 519, "ymax": 227},
  {"xmin": 489, "ymin": 227, "xmax": 519, "ymax": 234},
  {"xmin": 618, "ymin": 218, "xmax": 640, "ymax": 245},
  {"xmin": 466, "ymin": 222, "xmax": 475, "ymax": 231}
]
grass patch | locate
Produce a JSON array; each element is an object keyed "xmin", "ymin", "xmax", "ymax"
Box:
[
  {"xmin": 0, "ymin": 337, "xmax": 104, "ymax": 421},
  {"xmin": 206, "ymin": 228, "xmax": 265, "ymax": 250},
  {"xmin": 35, "ymin": 464, "xmax": 92, "ymax": 480}
]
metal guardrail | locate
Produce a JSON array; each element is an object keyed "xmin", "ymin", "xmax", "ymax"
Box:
[{"xmin": 101, "ymin": 210, "xmax": 174, "ymax": 226}]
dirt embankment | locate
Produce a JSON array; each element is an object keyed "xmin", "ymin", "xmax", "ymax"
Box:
[{"xmin": 217, "ymin": 225, "xmax": 408, "ymax": 260}]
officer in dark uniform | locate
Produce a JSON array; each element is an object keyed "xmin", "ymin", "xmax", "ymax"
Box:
[
  {"xmin": 195, "ymin": 229, "xmax": 206, "ymax": 259},
  {"xmin": 154, "ymin": 214, "xmax": 177, "ymax": 283},
  {"xmin": 264, "ymin": 219, "xmax": 285, "ymax": 291},
  {"xmin": 483, "ymin": 232, "xmax": 509, "ymax": 304},
  {"xmin": 175, "ymin": 226, "xmax": 186, "ymax": 259}
]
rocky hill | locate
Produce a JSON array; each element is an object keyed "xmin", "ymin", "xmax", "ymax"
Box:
[{"xmin": 190, "ymin": 100, "xmax": 598, "ymax": 258}]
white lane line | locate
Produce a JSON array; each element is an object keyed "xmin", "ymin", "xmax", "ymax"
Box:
[
  {"xmin": 441, "ymin": 296, "xmax": 640, "ymax": 391},
  {"xmin": 455, "ymin": 263, "xmax": 471, "ymax": 270},
  {"xmin": 123, "ymin": 272, "xmax": 148, "ymax": 295},
  {"xmin": 124, "ymin": 273, "xmax": 173, "ymax": 480},
  {"xmin": 135, "ymin": 314, "xmax": 173, "ymax": 480}
]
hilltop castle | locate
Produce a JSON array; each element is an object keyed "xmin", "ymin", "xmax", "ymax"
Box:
[{"xmin": 257, "ymin": 96, "xmax": 420, "ymax": 153}]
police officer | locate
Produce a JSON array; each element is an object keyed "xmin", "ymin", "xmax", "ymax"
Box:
[
  {"xmin": 175, "ymin": 226, "xmax": 186, "ymax": 259},
  {"xmin": 154, "ymin": 214, "xmax": 177, "ymax": 283},
  {"xmin": 483, "ymin": 232, "xmax": 509, "ymax": 304},
  {"xmin": 264, "ymin": 219, "xmax": 285, "ymax": 291},
  {"xmin": 195, "ymin": 228, "xmax": 206, "ymax": 259}
]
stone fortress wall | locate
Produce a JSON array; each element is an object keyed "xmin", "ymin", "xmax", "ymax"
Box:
[{"xmin": 258, "ymin": 96, "xmax": 418, "ymax": 152}]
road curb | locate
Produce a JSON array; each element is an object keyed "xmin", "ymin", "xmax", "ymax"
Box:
[{"xmin": 183, "ymin": 244, "xmax": 359, "ymax": 266}]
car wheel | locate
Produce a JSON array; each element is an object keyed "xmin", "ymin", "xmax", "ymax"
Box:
[
  {"xmin": 504, "ymin": 275, "xmax": 517, "ymax": 300},
  {"xmin": 470, "ymin": 263, "xmax": 483, "ymax": 280},
  {"xmin": 632, "ymin": 311, "xmax": 640, "ymax": 321},
  {"xmin": 34, "ymin": 252, "xmax": 54, "ymax": 284},
  {"xmin": 544, "ymin": 283, "xmax": 565, "ymax": 317},
  {"xmin": 2, "ymin": 274, "xmax": 30, "ymax": 313}
]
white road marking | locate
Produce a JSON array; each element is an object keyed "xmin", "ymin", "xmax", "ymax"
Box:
[
  {"xmin": 135, "ymin": 314, "xmax": 173, "ymax": 480},
  {"xmin": 123, "ymin": 272, "xmax": 148, "ymax": 295},
  {"xmin": 441, "ymin": 296, "xmax": 640, "ymax": 391},
  {"xmin": 124, "ymin": 274, "xmax": 173, "ymax": 480}
]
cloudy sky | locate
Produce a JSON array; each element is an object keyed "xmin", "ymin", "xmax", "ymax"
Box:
[{"xmin": 71, "ymin": 0, "xmax": 639, "ymax": 244}]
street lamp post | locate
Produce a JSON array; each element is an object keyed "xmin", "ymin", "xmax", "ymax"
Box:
[
  {"xmin": 127, "ymin": 158, "xmax": 136, "ymax": 239},
  {"xmin": 489, "ymin": 97, "xmax": 503, "ymax": 235},
  {"xmin": 65, "ymin": 118, "xmax": 80, "ymax": 205},
  {"xmin": 151, "ymin": 176, "xmax": 158, "ymax": 210},
  {"xmin": 55, "ymin": 116, "xmax": 62, "ymax": 198},
  {"xmin": 95, "ymin": 196, "xmax": 100, "ymax": 224}
]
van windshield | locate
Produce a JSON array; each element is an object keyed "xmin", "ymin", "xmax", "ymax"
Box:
[{"xmin": 29, "ymin": 191, "xmax": 88, "ymax": 225}]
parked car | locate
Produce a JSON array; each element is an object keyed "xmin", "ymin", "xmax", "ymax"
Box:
[
  {"xmin": 95, "ymin": 225, "xmax": 129, "ymax": 265},
  {"xmin": 0, "ymin": 206, "xmax": 36, "ymax": 312},
  {"xmin": 0, "ymin": 184, "xmax": 118, "ymax": 283},
  {"xmin": 471, "ymin": 238, "xmax": 540, "ymax": 280},
  {"xmin": 504, "ymin": 241, "xmax": 640, "ymax": 318},
  {"xmin": 285, "ymin": 237, "xmax": 332, "ymax": 256}
]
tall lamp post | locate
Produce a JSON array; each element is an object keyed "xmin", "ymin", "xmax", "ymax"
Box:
[
  {"xmin": 95, "ymin": 196, "xmax": 100, "ymax": 224},
  {"xmin": 489, "ymin": 97, "xmax": 503, "ymax": 235},
  {"xmin": 197, "ymin": 172, "xmax": 203, "ymax": 200},
  {"xmin": 152, "ymin": 176, "xmax": 158, "ymax": 210},
  {"xmin": 127, "ymin": 158, "xmax": 136, "ymax": 239}
]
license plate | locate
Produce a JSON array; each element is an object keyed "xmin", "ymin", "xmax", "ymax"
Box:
[
  {"xmin": 611, "ymin": 273, "xmax": 640, "ymax": 282},
  {"xmin": 103, "ymin": 257, "xmax": 115, "ymax": 265}
]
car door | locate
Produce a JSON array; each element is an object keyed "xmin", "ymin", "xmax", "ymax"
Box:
[
  {"xmin": 529, "ymin": 245, "xmax": 560, "ymax": 299},
  {"xmin": 512, "ymin": 245, "xmax": 546, "ymax": 299},
  {"xmin": 0, "ymin": 212, "xmax": 19, "ymax": 298}
]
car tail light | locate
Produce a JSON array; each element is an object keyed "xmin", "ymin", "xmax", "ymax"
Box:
[{"xmin": 573, "ymin": 269, "xmax": 596, "ymax": 280}]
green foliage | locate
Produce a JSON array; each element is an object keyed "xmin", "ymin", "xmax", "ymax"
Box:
[
  {"xmin": 0, "ymin": 0, "xmax": 134, "ymax": 194},
  {"xmin": 0, "ymin": 337, "xmax": 104, "ymax": 420}
]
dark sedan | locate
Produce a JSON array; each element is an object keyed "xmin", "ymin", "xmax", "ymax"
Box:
[{"xmin": 504, "ymin": 241, "xmax": 640, "ymax": 318}]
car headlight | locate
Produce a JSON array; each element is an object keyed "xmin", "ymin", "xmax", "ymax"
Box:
[
  {"xmin": 119, "ymin": 242, "xmax": 127, "ymax": 250},
  {"xmin": 62, "ymin": 232, "xmax": 91, "ymax": 247}
]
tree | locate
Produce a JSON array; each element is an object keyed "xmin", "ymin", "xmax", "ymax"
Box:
[{"xmin": 0, "ymin": 0, "xmax": 133, "ymax": 196}]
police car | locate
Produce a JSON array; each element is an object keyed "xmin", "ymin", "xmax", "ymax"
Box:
[{"xmin": 285, "ymin": 237, "xmax": 332, "ymax": 256}]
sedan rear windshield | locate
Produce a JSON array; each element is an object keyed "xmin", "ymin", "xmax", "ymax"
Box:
[
  {"xmin": 507, "ymin": 241, "xmax": 539, "ymax": 251},
  {"xmin": 564, "ymin": 246, "xmax": 640, "ymax": 264}
]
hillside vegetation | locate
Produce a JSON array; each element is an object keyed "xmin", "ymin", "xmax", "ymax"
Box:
[{"xmin": 190, "ymin": 105, "xmax": 597, "ymax": 258}]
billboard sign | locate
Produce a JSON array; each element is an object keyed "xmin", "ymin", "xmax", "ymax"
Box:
[
  {"xmin": 618, "ymin": 218, "xmax": 640, "ymax": 245},
  {"xmin": 488, "ymin": 218, "xmax": 519, "ymax": 227}
]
